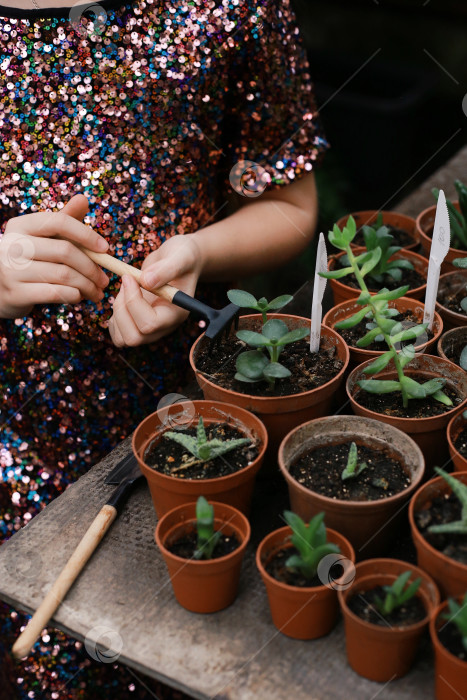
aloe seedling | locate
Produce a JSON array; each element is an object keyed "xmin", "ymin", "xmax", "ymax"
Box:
[
  {"xmin": 373, "ymin": 570, "xmax": 422, "ymax": 617},
  {"xmin": 164, "ymin": 416, "xmax": 250, "ymax": 467},
  {"xmin": 320, "ymin": 216, "xmax": 452, "ymax": 409},
  {"xmin": 433, "ymin": 181, "xmax": 467, "ymax": 250},
  {"xmin": 235, "ymin": 318, "xmax": 308, "ymax": 386},
  {"xmin": 341, "ymin": 442, "xmax": 368, "ymax": 480},
  {"xmin": 227, "ymin": 289, "xmax": 293, "ymax": 324},
  {"xmin": 428, "ymin": 467, "xmax": 467, "ymax": 535},
  {"xmin": 283, "ymin": 511, "xmax": 340, "ymax": 581},
  {"xmin": 193, "ymin": 496, "xmax": 222, "ymax": 560},
  {"xmin": 442, "ymin": 592, "xmax": 467, "ymax": 652}
]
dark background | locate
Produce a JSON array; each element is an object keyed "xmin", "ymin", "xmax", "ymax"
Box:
[{"xmin": 243, "ymin": 0, "xmax": 467, "ymax": 296}]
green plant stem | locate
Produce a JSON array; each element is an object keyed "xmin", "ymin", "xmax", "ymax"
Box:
[
  {"xmin": 261, "ymin": 310, "xmax": 267, "ymax": 324},
  {"xmin": 346, "ymin": 247, "xmax": 410, "ymax": 408}
]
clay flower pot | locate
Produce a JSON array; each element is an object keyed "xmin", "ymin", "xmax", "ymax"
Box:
[
  {"xmin": 336, "ymin": 210, "xmax": 419, "ymax": 251},
  {"xmin": 338, "ymin": 558, "xmax": 440, "ymax": 682},
  {"xmin": 278, "ymin": 416, "xmax": 425, "ymax": 559},
  {"xmin": 409, "ymin": 471, "xmax": 467, "ymax": 598},
  {"xmin": 328, "ymin": 247, "xmax": 428, "ymax": 306},
  {"xmin": 323, "ymin": 295, "xmax": 443, "ymax": 370},
  {"xmin": 430, "ymin": 598, "xmax": 467, "ymax": 700},
  {"xmin": 256, "ymin": 524, "xmax": 355, "ymax": 640},
  {"xmin": 189, "ymin": 314, "xmax": 349, "ymax": 457},
  {"xmin": 438, "ymin": 326, "xmax": 467, "ymax": 368},
  {"xmin": 133, "ymin": 400, "xmax": 267, "ymax": 518},
  {"xmin": 155, "ymin": 500, "xmax": 250, "ymax": 613},
  {"xmin": 436, "ymin": 270, "xmax": 467, "ymax": 331},
  {"xmin": 347, "ymin": 354, "xmax": 467, "ymax": 472},
  {"xmin": 417, "ymin": 201, "xmax": 467, "ymax": 273},
  {"xmin": 447, "ymin": 410, "xmax": 467, "ymax": 472}
]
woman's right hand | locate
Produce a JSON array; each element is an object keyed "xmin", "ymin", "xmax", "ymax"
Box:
[{"xmin": 0, "ymin": 194, "xmax": 110, "ymax": 319}]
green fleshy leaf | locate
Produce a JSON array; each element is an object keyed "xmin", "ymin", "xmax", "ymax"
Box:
[
  {"xmin": 400, "ymin": 376, "xmax": 426, "ymax": 399},
  {"xmin": 320, "ymin": 266, "xmax": 354, "ymax": 280},
  {"xmin": 262, "ymin": 319, "xmax": 289, "ymax": 341},
  {"xmin": 356, "ymin": 327, "xmax": 385, "ymax": 348},
  {"xmin": 371, "ymin": 286, "xmax": 410, "ymax": 302},
  {"xmin": 227, "ymin": 289, "xmax": 258, "ymax": 308},
  {"xmin": 362, "ymin": 350, "xmax": 394, "ymax": 375},
  {"xmin": 278, "ymin": 327, "xmax": 309, "ymax": 345},
  {"xmin": 236, "ymin": 350, "xmax": 269, "ymax": 378},
  {"xmin": 335, "ymin": 306, "xmax": 371, "ymax": 330},
  {"xmin": 236, "ymin": 330, "xmax": 270, "ymax": 347},
  {"xmin": 263, "ymin": 362, "xmax": 291, "ymax": 380},
  {"xmin": 357, "ymin": 379, "xmax": 401, "ymax": 394},
  {"xmin": 267, "ymin": 294, "xmax": 294, "ymax": 309}
]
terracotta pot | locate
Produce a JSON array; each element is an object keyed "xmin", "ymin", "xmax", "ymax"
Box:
[
  {"xmin": 133, "ymin": 400, "xmax": 267, "ymax": 518},
  {"xmin": 336, "ymin": 210, "xmax": 419, "ymax": 251},
  {"xmin": 436, "ymin": 270, "xmax": 467, "ymax": 331},
  {"xmin": 437, "ymin": 326, "xmax": 467, "ymax": 366},
  {"xmin": 155, "ymin": 500, "xmax": 250, "ymax": 613},
  {"xmin": 256, "ymin": 525, "xmax": 355, "ymax": 640},
  {"xmin": 430, "ymin": 598, "xmax": 467, "ymax": 700},
  {"xmin": 338, "ymin": 558, "xmax": 440, "ymax": 682},
  {"xmin": 447, "ymin": 410, "xmax": 467, "ymax": 472},
  {"xmin": 278, "ymin": 415, "xmax": 425, "ymax": 559},
  {"xmin": 189, "ymin": 314, "xmax": 350, "ymax": 458},
  {"xmin": 409, "ymin": 471, "xmax": 467, "ymax": 598},
  {"xmin": 323, "ymin": 295, "xmax": 443, "ymax": 370},
  {"xmin": 417, "ymin": 201, "xmax": 467, "ymax": 273},
  {"xmin": 328, "ymin": 247, "xmax": 428, "ymax": 306},
  {"xmin": 347, "ymin": 354, "xmax": 467, "ymax": 473}
]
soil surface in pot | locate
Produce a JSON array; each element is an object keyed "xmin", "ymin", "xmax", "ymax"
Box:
[
  {"xmin": 414, "ymin": 493, "xmax": 467, "ymax": 565},
  {"xmin": 347, "ymin": 586, "xmax": 426, "ymax": 627},
  {"xmin": 195, "ymin": 336, "xmax": 344, "ymax": 397},
  {"xmin": 441, "ymin": 336, "xmax": 467, "ymax": 365},
  {"xmin": 166, "ymin": 526, "xmax": 240, "ymax": 559},
  {"xmin": 145, "ymin": 423, "xmax": 259, "ymax": 479},
  {"xmin": 454, "ymin": 427, "xmax": 467, "ymax": 457},
  {"xmin": 355, "ymin": 380, "xmax": 462, "ymax": 419},
  {"xmin": 333, "ymin": 264, "xmax": 425, "ymax": 293},
  {"xmin": 265, "ymin": 546, "xmax": 343, "ymax": 588},
  {"xmin": 289, "ymin": 442, "xmax": 410, "ymax": 501},
  {"xmin": 438, "ymin": 281, "xmax": 467, "ymax": 316},
  {"xmin": 337, "ymin": 310, "xmax": 433, "ymax": 352},
  {"xmin": 438, "ymin": 621, "xmax": 467, "ymax": 662},
  {"xmin": 353, "ymin": 226, "xmax": 414, "ymax": 249}
]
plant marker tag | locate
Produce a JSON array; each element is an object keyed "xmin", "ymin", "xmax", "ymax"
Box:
[
  {"xmin": 423, "ymin": 189, "xmax": 451, "ymax": 331},
  {"xmin": 310, "ymin": 232, "xmax": 328, "ymax": 352}
]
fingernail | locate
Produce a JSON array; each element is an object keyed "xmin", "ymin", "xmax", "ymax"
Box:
[{"xmin": 97, "ymin": 238, "xmax": 109, "ymax": 252}]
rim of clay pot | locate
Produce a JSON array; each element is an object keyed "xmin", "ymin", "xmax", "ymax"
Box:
[
  {"xmin": 278, "ymin": 415, "xmax": 425, "ymax": 510},
  {"xmin": 189, "ymin": 313, "xmax": 350, "ymax": 408},
  {"xmin": 155, "ymin": 500, "xmax": 251, "ymax": 565},
  {"xmin": 338, "ymin": 558, "xmax": 438, "ymax": 634},
  {"xmin": 437, "ymin": 326, "xmax": 467, "ymax": 362},
  {"xmin": 323, "ymin": 296, "xmax": 443, "ymax": 355},
  {"xmin": 336, "ymin": 210, "xmax": 418, "ymax": 250},
  {"xmin": 447, "ymin": 409, "xmax": 467, "ymax": 460},
  {"xmin": 133, "ymin": 400, "xmax": 268, "ymax": 486},
  {"xmin": 417, "ymin": 202, "xmax": 467, "ymax": 259},
  {"xmin": 256, "ymin": 525, "xmax": 355, "ymax": 594},
  {"xmin": 347, "ymin": 354, "xmax": 467, "ymax": 427},
  {"xmin": 408, "ymin": 471, "xmax": 467, "ymax": 569},
  {"xmin": 436, "ymin": 269, "xmax": 467, "ymax": 325},
  {"xmin": 429, "ymin": 598, "xmax": 467, "ymax": 670}
]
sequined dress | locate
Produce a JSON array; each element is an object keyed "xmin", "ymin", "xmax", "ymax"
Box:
[{"xmin": 0, "ymin": 0, "xmax": 328, "ymax": 696}]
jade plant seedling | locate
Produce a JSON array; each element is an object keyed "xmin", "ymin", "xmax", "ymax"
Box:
[
  {"xmin": 341, "ymin": 442, "xmax": 368, "ymax": 481},
  {"xmin": 320, "ymin": 216, "xmax": 452, "ymax": 409},
  {"xmin": 193, "ymin": 496, "xmax": 222, "ymax": 560},
  {"xmin": 428, "ymin": 467, "xmax": 467, "ymax": 535},
  {"xmin": 283, "ymin": 511, "xmax": 340, "ymax": 581},
  {"xmin": 227, "ymin": 289, "xmax": 293, "ymax": 324},
  {"xmin": 433, "ymin": 181, "xmax": 467, "ymax": 250},
  {"xmin": 164, "ymin": 416, "xmax": 250, "ymax": 466},
  {"xmin": 442, "ymin": 592, "xmax": 467, "ymax": 652},
  {"xmin": 373, "ymin": 570, "xmax": 422, "ymax": 617}
]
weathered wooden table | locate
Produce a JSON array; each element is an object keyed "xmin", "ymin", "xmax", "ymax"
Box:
[{"xmin": 1, "ymin": 146, "xmax": 466, "ymax": 699}]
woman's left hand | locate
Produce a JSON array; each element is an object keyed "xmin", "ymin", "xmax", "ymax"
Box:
[{"xmin": 108, "ymin": 234, "xmax": 203, "ymax": 347}]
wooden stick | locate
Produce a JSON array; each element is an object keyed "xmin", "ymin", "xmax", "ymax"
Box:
[{"xmin": 12, "ymin": 505, "xmax": 117, "ymax": 660}]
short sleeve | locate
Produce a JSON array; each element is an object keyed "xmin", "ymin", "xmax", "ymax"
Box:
[{"xmin": 223, "ymin": 0, "xmax": 329, "ymax": 193}]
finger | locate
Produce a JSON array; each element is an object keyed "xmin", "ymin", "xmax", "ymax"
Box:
[
  {"xmin": 121, "ymin": 276, "xmax": 160, "ymax": 335},
  {"xmin": 8, "ymin": 283, "xmax": 83, "ymax": 308},
  {"xmin": 61, "ymin": 194, "xmax": 90, "ymax": 221},
  {"xmin": 27, "ymin": 237, "xmax": 109, "ymax": 288},
  {"xmin": 140, "ymin": 254, "xmax": 188, "ymax": 290},
  {"xmin": 16, "ymin": 262, "xmax": 105, "ymax": 302},
  {"xmin": 14, "ymin": 210, "xmax": 109, "ymax": 253},
  {"xmin": 112, "ymin": 285, "xmax": 145, "ymax": 347},
  {"xmin": 108, "ymin": 316, "xmax": 125, "ymax": 348}
]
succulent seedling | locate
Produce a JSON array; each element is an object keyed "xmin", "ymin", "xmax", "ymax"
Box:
[
  {"xmin": 341, "ymin": 442, "xmax": 368, "ymax": 481},
  {"xmin": 441, "ymin": 592, "xmax": 467, "ymax": 653},
  {"xmin": 283, "ymin": 511, "xmax": 340, "ymax": 581},
  {"xmin": 433, "ymin": 181, "xmax": 467, "ymax": 250},
  {"xmin": 164, "ymin": 416, "xmax": 250, "ymax": 467},
  {"xmin": 450, "ymin": 259, "xmax": 467, "ymax": 371},
  {"xmin": 227, "ymin": 289, "xmax": 293, "ymax": 324},
  {"xmin": 427, "ymin": 467, "xmax": 467, "ymax": 536},
  {"xmin": 193, "ymin": 496, "xmax": 222, "ymax": 560},
  {"xmin": 372, "ymin": 570, "xmax": 422, "ymax": 617}
]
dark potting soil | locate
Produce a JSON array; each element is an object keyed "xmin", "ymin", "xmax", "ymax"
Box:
[
  {"xmin": 454, "ymin": 427, "xmax": 467, "ymax": 458},
  {"xmin": 337, "ymin": 310, "xmax": 433, "ymax": 351},
  {"xmin": 335, "ymin": 265, "xmax": 425, "ymax": 294},
  {"xmin": 441, "ymin": 335, "xmax": 467, "ymax": 366},
  {"xmin": 195, "ymin": 336, "xmax": 344, "ymax": 397},
  {"xmin": 265, "ymin": 546, "xmax": 343, "ymax": 588},
  {"xmin": 167, "ymin": 526, "xmax": 240, "ymax": 559},
  {"xmin": 438, "ymin": 280, "xmax": 467, "ymax": 316},
  {"xmin": 414, "ymin": 492, "xmax": 467, "ymax": 565},
  {"xmin": 289, "ymin": 442, "xmax": 411, "ymax": 501},
  {"xmin": 354, "ymin": 379, "xmax": 461, "ymax": 419},
  {"xmin": 353, "ymin": 226, "xmax": 414, "ymax": 249},
  {"xmin": 347, "ymin": 585, "xmax": 426, "ymax": 627},
  {"xmin": 438, "ymin": 621, "xmax": 467, "ymax": 662},
  {"xmin": 144, "ymin": 423, "xmax": 259, "ymax": 479}
]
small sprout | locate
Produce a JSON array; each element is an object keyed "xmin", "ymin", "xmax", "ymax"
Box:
[
  {"xmin": 164, "ymin": 416, "xmax": 250, "ymax": 463},
  {"xmin": 193, "ymin": 496, "xmax": 222, "ymax": 560},
  {"xmin": 227, "ymin": 289, "xmax": 293, "ymax": 324},
  {"xmin": 373, "ymin": 570, "xmax": 422, "ymax": 617},
  {"xmin": 433, "ymin": 182, "xmax": 467, "ymax": 250},
  {"xmin": 428, "ymin": 467, "xmax": 467, "ymax": 536},
  {"xmin": 283, "ymin": 511, "xmax": 340, "ymax": 581},
  {"xmin": 442, "ymin": 592, "xmax": 467, "ymax": 653},
  {"xmin": 341, "ymin": 442, "xmax": 368, "ymax": 481}
]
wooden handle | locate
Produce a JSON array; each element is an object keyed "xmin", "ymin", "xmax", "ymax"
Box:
[
  {"xmin": 12, "ymin": 505, "xmax": 117, "ymax": 660},
  {"xmin": 80, "ymin": 247, "xmax": 179, "ymax": 303}
]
